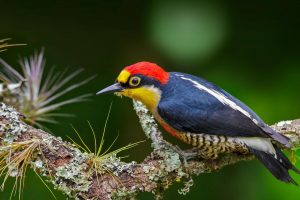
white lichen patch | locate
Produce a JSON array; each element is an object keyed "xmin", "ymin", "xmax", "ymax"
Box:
[
  {"xmin": 161, "ymin": 150, "xmax": 181, "ymax": 172},
  {"xmin": 277, "ymin": 120, "xmax": 293, "ymax": 127},
  {"xmin": 133, "ymin": 100, "xmax": 194, "ymax": 196},
  {"xmin": 133, "ymin": 100, "xmax": 157, "ymax": 139},
  {"xmin": 54, "ymin": 148, "xmax": 91, "ymax": 195},
  {"xmin": 0, "ymin": 103, "xmax": 27, "ymax": 144},
  {"xmin": 32, "ymin": 159, "xmax": 44, "ymax": 169},
  {"xmin": 8, "ymin": 168, "xmax": 18, "ymax": 177},
  {"xmin": 143, "ymin": 165, "xmax": 151, "ymax": 174},
  {"xmin": 178, "ymin": 178, "xmax": 194, "ymax": 195},
  {"xmin": 146, "ymin": 150, "xmax": 186, "ymax": 183},
  {"xmin": 112, "ymin": 186, "xmax": 137, "ymax": 200},
  {"xmin": 94, "ymin": 153, "xmax": 137, "ymax": 177},
  {"xmin": 133, "ymin": 100, "xmax": 163, "ymax": 150}
]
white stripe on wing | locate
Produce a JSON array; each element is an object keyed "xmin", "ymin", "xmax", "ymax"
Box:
[{"xmin": 176, "ymin": 74, "xmax": 259, "ymax": 125}]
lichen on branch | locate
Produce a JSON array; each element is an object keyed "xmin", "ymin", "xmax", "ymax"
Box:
[{"xmin": 0, "ymin": 101, "xmax": 300, "ymax": 199}]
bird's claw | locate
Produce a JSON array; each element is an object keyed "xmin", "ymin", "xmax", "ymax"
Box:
[{"xmin": 162, "ymin": 142, "xmax": 198, "ymax": 166}]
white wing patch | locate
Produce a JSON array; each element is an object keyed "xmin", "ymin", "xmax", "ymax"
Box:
[{"xmin": 176, "ymin": 74, "xmax": 259, "ymax": 125}]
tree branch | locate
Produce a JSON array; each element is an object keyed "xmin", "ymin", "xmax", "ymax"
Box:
[{"xmin": 0, "ymin": 101, "xmax": 299, "ymax": 199}]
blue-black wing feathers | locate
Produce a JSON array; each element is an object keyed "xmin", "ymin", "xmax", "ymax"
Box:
[{"xmin": 158, "ymin": 73, "xmax": 290, "ymax": 147}]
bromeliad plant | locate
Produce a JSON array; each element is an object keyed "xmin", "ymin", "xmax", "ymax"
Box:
[
  {"xmin": 0, "ymin": 103, "xmax": 142, "ymax": 200},
  {"xmin": 0, "ymin": 49, "xmax": 93, "ymax": 127},
  {"xmin": 0, "ymin": 46, "xmax": 142, "ymax": 199}
]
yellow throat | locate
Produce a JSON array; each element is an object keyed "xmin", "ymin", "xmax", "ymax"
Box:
[{"xmin": 117, "ymin": 86, "xmax": 161, "ymax": 113}]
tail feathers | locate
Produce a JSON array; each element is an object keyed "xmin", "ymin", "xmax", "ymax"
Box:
[
  {"xmin": 261, "ymin": 126, "xmax": 291, "ymax": 148},
  {"xmin": 274, "ymin": 146, "xmax": 300, "ymax": 174},
  {"xmin": 249, "ymin": 146, "xmax": 300, "ymax": 185}
]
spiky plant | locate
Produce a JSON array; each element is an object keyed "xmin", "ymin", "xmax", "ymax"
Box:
[
  {"xmin": 68, "ymin": 105, "xmax": 144, "ymax": 188},
  {"xmin": 0, "ymin": 139, "xmax": 42, "ymax": 199},
  {"xmin": 0, "ymin": 49, "xmax": 93, "ymax": 127},
  {"xmin": 0, "ymin": 104, "xmax": 142, "ymax": 200},
  {"xmin": 0, "ymin": 38, "xmax": 25, "ymax": 52}
]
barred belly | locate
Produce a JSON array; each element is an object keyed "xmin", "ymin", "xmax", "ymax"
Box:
[{"xmin": 178, "ymin": 132, "xmax": 249, "ymax": 159}]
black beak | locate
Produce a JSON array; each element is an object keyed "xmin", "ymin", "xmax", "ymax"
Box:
[{"xmin": 96, "ymin": 83, "xmax": 124, "ymax": 95}]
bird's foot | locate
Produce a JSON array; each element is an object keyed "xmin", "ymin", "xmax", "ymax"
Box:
[{"xmin": 162, "ymin": 142, "xmax": 198, "ymax": 166}]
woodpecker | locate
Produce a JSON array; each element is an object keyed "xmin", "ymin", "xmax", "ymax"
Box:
[{"xmin": 97, "ymin": 61, "xmax": 299, "ymax": 184}]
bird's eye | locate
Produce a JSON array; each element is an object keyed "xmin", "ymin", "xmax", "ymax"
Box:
[{"xmin": 129, "ymin": 76, "xmax": 141, "ymax": 87}]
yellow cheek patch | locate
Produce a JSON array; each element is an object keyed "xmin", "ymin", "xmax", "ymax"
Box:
[
  {"xmin": 117, "ymin": 70, "xmax": 131, "ymax": 83},
  {"xmin": 119, "ymin": 87, "xmax": 161, "ymax": 112}
]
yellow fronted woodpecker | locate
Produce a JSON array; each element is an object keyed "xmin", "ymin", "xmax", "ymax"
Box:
[{"xmin": 97, "ymin": 61, "xmax": 300, "ymax": 185}]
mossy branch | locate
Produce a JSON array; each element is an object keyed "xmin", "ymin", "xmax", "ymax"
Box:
[{"xmin": 0, "ymin": 102, "xmax": 300, "ymax": 199}]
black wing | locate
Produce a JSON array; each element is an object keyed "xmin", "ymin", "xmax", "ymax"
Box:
[
  {"xmin": 157, "ymin": 73, "xmax": 290, "ymax": 147},
  {"xmin": 158, "ymin": 99, "xmax": 267, "ymax": 137}
]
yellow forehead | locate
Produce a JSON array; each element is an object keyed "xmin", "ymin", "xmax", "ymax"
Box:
[{"xmin": 117, "ymin": 70, "xmax": 131, "ymax": 83}]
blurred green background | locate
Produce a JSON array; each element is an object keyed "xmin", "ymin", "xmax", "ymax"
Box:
[{"xmin": 1, "ymin": 0, "xmax": 300, "ymax": 199}]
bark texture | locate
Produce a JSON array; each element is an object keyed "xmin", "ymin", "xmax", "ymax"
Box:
[{"xmin": 0, "ymin": 101, "xmax": 299, "ymax": 199}]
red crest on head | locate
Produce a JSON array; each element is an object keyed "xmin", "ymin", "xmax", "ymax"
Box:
[{"xmin": 124, "ymin": 61, "xmax": 169, "ymax": 84}]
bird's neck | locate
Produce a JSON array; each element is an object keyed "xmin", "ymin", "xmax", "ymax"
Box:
[{"xmin": 121, "ymin": 86, "xmax": 162, "ymax": 113}]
